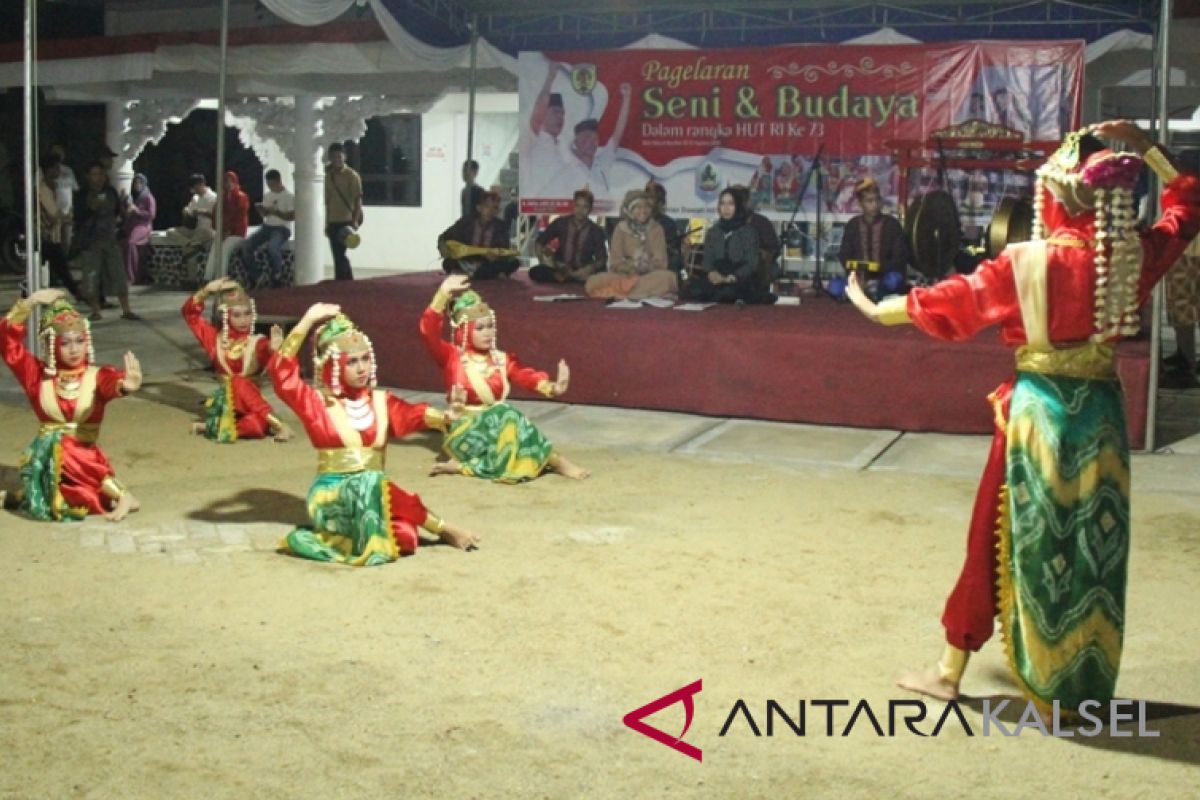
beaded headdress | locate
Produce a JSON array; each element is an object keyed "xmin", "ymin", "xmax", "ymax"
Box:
[
  {"xmin": 449, "ymin": 291, "xmax": 497, "ymax": 352},
  {"xmin": 1031, "ymin": 126, "xmax": 1145, "ymax": 341},
  {"xmin": 38, "ymin": 298, "xmax": 93, "ymax": 375},
  {"xmin": 312, "ymin": 313, "xmax": 376, "ymax": 396},
  {"xmin": 217, "ymin": 282, "xmax": 256, "ymax": 350}
]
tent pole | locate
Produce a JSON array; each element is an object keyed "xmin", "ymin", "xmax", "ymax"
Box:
[
  {"xmin": 23, "ymin": 0, "xmax": 39, "ymax": 349},
  {"xmin": 467, "ymin": 15, "xmax": 478, "ymax": 163},
  {"xmin": 211, "ymin": 0, "xmax": 230, "ymax": 279},
  {"xmin": 1145, "ymin": 0, "xmax": 1172, "ymax": 453}
]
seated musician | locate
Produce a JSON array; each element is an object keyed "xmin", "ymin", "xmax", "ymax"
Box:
[
  {"xmin": 437, "ymin": 187, "xmax": 520, "ymax": 279},
  {"xmin": 530, "ymin": 188, "xmax": 608, "ymax": 284},
  {"xmin": 733, "ymin": 185, "xmax": 781, "ymax": 289},
  {"xmin": 830, "ymin": 177, "xmax": 909, "ymax": 300}
]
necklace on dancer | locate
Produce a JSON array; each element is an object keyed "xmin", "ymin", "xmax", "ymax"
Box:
[
  {"xmin": 342, "ymin": 395, "xmax": 375, "ymax": 431},
  {"xmin": 56, "ymin": 368, "xmax": 85, "ymax": 400}
]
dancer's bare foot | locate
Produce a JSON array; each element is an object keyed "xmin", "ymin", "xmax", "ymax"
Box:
[
  {"xmin": 105, "ymin": 491, "xmax": 141, "ymax": 522},
  {"xmin": 438, "ymin": 522, "xmax": 480, "ymax": 551},
  {"xmin": 549, "ymin": 453, "xmax": 590, "ymax": 480},
  {"xmin": 896, "ymin": 666, "xmax": 960, "ymax": 701},
  {"xmin": 272, "ymin": 423, "xmax": 294, "ymax": 443},
  {"xmin": 190, "ymin": 422, "xmax": 206, "ymax": 436},
  {"xmin": 429, "ymin": 458, "xmax": 463, "ymax": 477}
]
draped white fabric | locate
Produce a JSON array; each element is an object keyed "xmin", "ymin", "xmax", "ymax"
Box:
[{"xmin": 258, "ymin": 0, "xmax": 357, "ymax": 27}]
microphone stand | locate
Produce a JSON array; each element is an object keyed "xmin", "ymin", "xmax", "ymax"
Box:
[{"xmin": 784, "ymin": 143, "xmax": 825, "ymax": 295}]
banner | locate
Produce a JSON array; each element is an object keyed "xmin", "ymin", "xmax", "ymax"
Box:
[{"xmin": 518, "ymin": 41, "xmax": 1083, "ymax": 221}]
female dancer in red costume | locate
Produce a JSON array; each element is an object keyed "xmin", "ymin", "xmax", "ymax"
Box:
[
  {"xmin": 269, "ymin": 302, "xmax": 479, "ymax": 565},
  {"xmin": 420, "ymin": 275, "xmax": 589, "ymax": 482},
  {"xmin": 1, "ymin": 288, "xmax": 142, "ymax": 521},
  {"xmin": 183, "ymin": 277, "xmax": 292, "ymax": 442}
]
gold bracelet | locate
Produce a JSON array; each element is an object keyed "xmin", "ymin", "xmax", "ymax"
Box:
[
  {"xmin": 266, "ymin": 413, "xmax": 284, "ymax": 432},
  {"xmin": 874, "ymin": 295, "xmax": 912, "ymax": 326},
  {"xmin": 536, "ymin": 380, "xmax": 556, "ymax": 398},
  {"xmin": 937, "ymin": 644, "xmax": 969, "ymax": 683},
  {"xmin": 430, "ymin": 289, "xmax": 451, "ymax": 313},
  {"xmin": 6, "ymin": 300, "xmax": 32, "ymax": 325},
  {"xmin": 101, "ymin": 475, "xmax": 128, "ymax": 501},
  {"xmin": 278, "ymin": 329, "xmax": 306, "ymax": 359},
  {"xmin": 423, "ymin": 407, "xmax": 447, "ymax": 431},
  {"xmin": 1144, "ymin": 145, "xmax": 1180, "ymax": 183},
  {"xmin": 422, "ymin": 513, "xmax": 446, "ymax": 534}
]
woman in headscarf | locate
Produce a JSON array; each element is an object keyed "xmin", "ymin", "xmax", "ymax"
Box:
[
  {"xmin": 682, "ymin": 187, "xmax": 773, "ymax": 304},
  {"xmin": 182, "ymin": 277, "xmax": 292, "ymax": 443},
  {"xmin": 0, "ymin": 288, "xmax": 142, "ymax": 522},
  {"xmin": 268, "ymin": 303, "xmax": 480, "ymax": 566},
  {"xmin": 584, "ymin": 189, "xmax": 677, "ymax": 301},
  {"xmin": 206, "ymin": 171, "xmax": 250, "ymax": 279},
  {"xmin": 846, "ymin": 120, "xmax": 1200, "ymax": 713},
  {"xmin": 119, "ymin": 173, "xmax": 156, "ymax": 284},
  {"xmin": 419, "ymin": 274, "xmax": 589, "ymax": 482}
]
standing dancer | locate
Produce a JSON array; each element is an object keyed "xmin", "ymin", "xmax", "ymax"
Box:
[
  {"xmin": 269, "ymin": 303, "xmax": 479, "ymax": 566},
  {"xmin": 183, "ymin": 278, "xmax": 292, "ymax": 443},
  {"xmin": 847, "ymin": 121, "xmax": 1200, "ymax": 711},
  {"xmin": 1, "ymin": 289, "xmax": 142, "ymax": 521},
  {"xmin": 420, "ymin": 275, "xmax": 590, "ymax": 482}
]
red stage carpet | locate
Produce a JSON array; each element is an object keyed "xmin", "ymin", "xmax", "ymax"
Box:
[{"xmin": 252, "ymin": 272, "xmax": 1151, "ymax": 442}]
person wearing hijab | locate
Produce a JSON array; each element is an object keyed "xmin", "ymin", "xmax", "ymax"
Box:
[
  {"xmin": 206, "ymin": 171, "xmax": 250, "ymax": 279},
  {"xmin": 268, "ymin": 304, "xmax": 480, "ymax": 566},
  {"xmin": 420, "ymin": 275, "xmax": 589, "ymax": 482},
  {"xmin": 585, "ymin": 190, "xmax": 677, "ymax": 301},
  {"xmin": 682, "ymin": 187, "xmax": 774, "ymax": 304},
  {"xmin": 0, "ymin": 289, "xmax": 143, "ymax": 522},
  {"xmin": 119, "ymin": 172, "xmax": 156, "ymax": 284},
  {"xmin": 846, "ymin": 120, "xmax": 1200, "ymax": 712}
]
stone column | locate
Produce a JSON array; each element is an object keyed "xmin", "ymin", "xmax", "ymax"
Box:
[
  {"xmin": 292, "ymin": 94, "xmax": 325, "ymax": 285},
  {"xmin": 105, "ymin": 99, "xmax": 134, "ymax": 193}
]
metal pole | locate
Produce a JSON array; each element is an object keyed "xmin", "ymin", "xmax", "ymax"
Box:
[
  {"xmin": 466, "ymin": 15, "xmax": 478, "ymax": 163},
  {"xmin": 211, "ymin": 0, "xmax": 230, "ymax": 278},
  {"xmin": 1145, "ymin": 0, "xmax": 1172, "ymax": 452},
  {"xmin": 23, "ymin": 0, "xmax": 39, "ymax": 349}
]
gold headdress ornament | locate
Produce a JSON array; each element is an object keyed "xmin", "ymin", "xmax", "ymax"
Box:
[
  {"xmin": 39, "ymin": 298, "xmax": 93, "ymax": 375},
  {"xmin": 311, "ymin": 313, "xmax": 376, "ymax": 396},
  {"xmin": 1031, "ymin": 125, "xmax": 1145, "ymax": 341},
  {"xmin": 449, "ymin": 291, "xmax": 498, "ymax": 352},
  {"xmin": 217, "ymin": 282, "xmax": 257, "ymax": 350}
]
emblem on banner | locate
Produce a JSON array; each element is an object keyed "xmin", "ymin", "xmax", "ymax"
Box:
[
  {"xmin": 571, "ymin": 64, "xmax": 597, "ymax": 95},
  {"xmin": 697, "ymin": 162, "xmax": 721, "ymax": 193}
]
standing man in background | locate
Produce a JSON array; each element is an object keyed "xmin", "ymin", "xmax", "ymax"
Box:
[{"xmin": 324, "ymin": 143, "xmax": 363, "ymax": 281}]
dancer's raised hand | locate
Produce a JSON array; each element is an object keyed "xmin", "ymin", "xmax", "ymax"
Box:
[
  {"xmin": 269, "ymin": 324, "xmax": 284, "ymax": 352},
  {"xmin": 121, "ymin": 352, "xmax": 143, "ymax": 393},
  {"xmin": 440, "ymin": 274, "xmax": 470, "ymax": 295},
  {"xmin": 28, "ymin": 288, "xmax": 66, "ymax": 306},
  {"xmin": 554, "ymin": 360, "xmax": 570, "ymax": 396},
  {"xmin": 445, "ymin": 384, "xmax": 468, "ymax": 423}
]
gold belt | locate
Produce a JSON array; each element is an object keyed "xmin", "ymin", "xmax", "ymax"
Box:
[
  {"xmin": 317, "ymin": 447, "xmax": 385, "ymax": 474},
  {"xmin": 1015, "ymin": 343, "xmax": 1116, "ymax": 380},
  {"xmin": 39, "ymin": 422, "xmax": 100, "ymax": 444}
]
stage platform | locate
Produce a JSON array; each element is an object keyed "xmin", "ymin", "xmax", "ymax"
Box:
[{"xmin": 252, "ymin": 271, "xmax": 1152, "ymax": 443}]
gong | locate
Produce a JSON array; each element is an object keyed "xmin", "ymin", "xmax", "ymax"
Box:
[
  {"xmin": 986, "ymin": 196, "xmax": 1034, "ymax": 257},
  {"xmin": 905, "ymin": 190, "xmax": 961, "ymax": 280}
]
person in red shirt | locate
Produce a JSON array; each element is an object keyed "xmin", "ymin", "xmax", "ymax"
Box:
[
  {"xmin": 847, "ymin": 120, "xmax": 1200, "ymax": 712},
  {"xmin": 269, "ymin": 303, "xmax": 479, "ymax": 566},
  {"xmin": 1, "ymin": 289, "xmax": 142, "ymax": 521}
]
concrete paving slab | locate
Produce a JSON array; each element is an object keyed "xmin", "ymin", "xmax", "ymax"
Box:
[
  {"xmin": 869, "ymin": 432, "xmax": 992, "ymax": 478},
  {"xmin": 674, "ymin": 419, "xmax": 901, "ymax": 471},
  {"xmin": 1131, "ymin": 453, "xmax": 1200, "ymax": 496},
  {"xmin": 533, "ymin": 405, "xmax": 721, "ymax": 452}
]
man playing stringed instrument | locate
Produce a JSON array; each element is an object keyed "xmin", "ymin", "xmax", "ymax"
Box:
[{"xmin": 437, "ymin": 188, "xmax": 520, "ymax": 279}]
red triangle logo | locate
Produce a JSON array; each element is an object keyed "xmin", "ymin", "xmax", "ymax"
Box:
[{"xmin": 622, "ymin": 679, "xmax": 703, "ymax": 762}]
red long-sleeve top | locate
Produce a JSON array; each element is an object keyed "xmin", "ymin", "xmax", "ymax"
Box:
[{"xmin": 419, "ymin": 304, "xmax": 550, "ymax": 405}]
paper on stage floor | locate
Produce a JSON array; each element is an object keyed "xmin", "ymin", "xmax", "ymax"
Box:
[
  {"xmin": 673, "ymin": 303, "xmax": 716, "ymax": 311},
  {"xmin": 533, "ymin": 294, "xmax": 587, "ymax": 302},
  {"xmin": 605, "ymin": 299, "xmax": 644, "ymax": 309},
  {"xmin": 641, "ymin": 297, "xmax": 675, "ymax": 308}
]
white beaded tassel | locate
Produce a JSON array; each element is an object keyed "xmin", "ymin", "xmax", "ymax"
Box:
[
  {"xmin": 1031, "ymin": 177, "xmax": 1046, "ymax": 242},
  {"xmin": 365, "ymin": 334, "xmax": 378, "ymax": 388},
  {"xmin": 84, "ymin": 320, "xmax": 95, "ymax": 364},
  {"xmin": 44, "ymin": 329, "xmax": 57, "ymax": 375},
  {"xmin": 329, "ymin": 344, "xmax": 342, "ymax": 396},
  {"xmin": 220, "ymin": 305, "xmax": 231, "ymax": 351}
]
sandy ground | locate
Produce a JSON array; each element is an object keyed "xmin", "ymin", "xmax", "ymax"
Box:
[{"xmin": 1, "ymin": 288, "xmax": 1198, "ymax": 798}]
